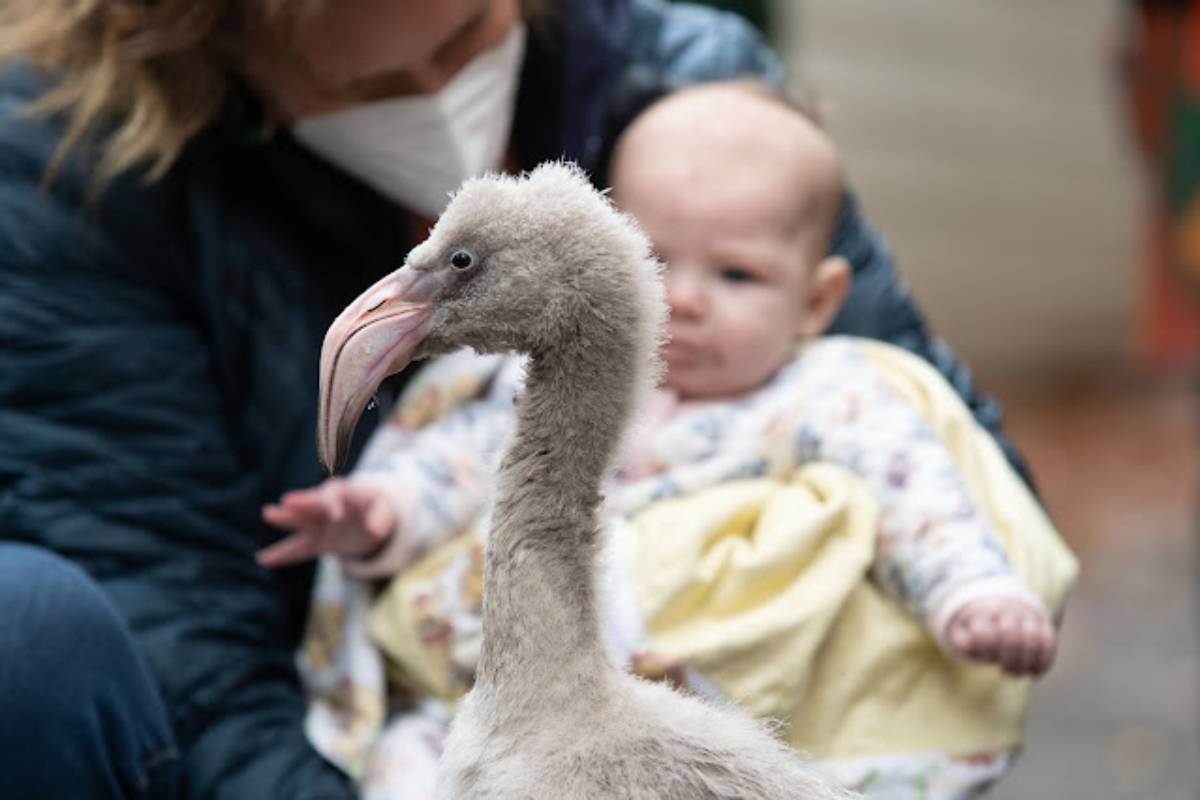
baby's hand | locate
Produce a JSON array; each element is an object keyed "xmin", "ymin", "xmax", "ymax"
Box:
[
  {"xmin": 943, "ymin": 596, "xmax": 1057, "ymax": 677},
  {"xmin": 258, "ymin": 477, "xmax": 398, "ymax": 567}
]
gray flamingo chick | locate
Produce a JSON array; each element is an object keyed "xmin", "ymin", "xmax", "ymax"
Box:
[{"xmin": 317, "ymin": 162, "xmax": 859, "ymax": 800}]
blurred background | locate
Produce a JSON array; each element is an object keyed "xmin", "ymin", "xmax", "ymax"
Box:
[{"xmin": 698, "ymin": 1, "xmax": 1199, "ymax": 797}]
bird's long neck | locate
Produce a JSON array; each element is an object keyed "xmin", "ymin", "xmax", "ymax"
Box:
[{"xmin": 475, "ymin": 325, "xmax": 641, "ymax": 698}]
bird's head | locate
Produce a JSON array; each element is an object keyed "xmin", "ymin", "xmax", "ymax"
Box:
[{"xmin": 317, "ymin": 161, "xmax": 665, "ymax": 473}]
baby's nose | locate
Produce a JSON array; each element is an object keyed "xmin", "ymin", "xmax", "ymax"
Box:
[{"xmin": 665, "ymin": 274, "xmax": 707, "ymax": 318}]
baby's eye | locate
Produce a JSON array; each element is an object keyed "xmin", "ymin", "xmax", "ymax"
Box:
[{"xmin": 719, "ymin": 267, "xmax": 756, "ymax": 284}]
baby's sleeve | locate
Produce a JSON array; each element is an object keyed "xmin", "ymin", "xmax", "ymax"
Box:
[
  {"xmin": 341, "ymin": 354, "xmax": 524, "ymax": 577},
  {"xmin": 794, "ymin": 339, "xmax": 1044, "ymax": 641}
]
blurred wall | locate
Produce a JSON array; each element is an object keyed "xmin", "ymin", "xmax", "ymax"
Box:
[{"xmin": 775, "ymin": 1, "xmax": 1138, "ymax": 379}]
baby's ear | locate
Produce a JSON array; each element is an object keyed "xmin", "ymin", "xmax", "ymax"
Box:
[{"xmin": 797, "ymin": 255, "xmax": 850, "ymax": 338}]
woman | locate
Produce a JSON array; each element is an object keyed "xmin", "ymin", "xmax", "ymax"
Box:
[{"xmin": 0, "ymin": 1, "xmax": 1027, "ymax": 797}]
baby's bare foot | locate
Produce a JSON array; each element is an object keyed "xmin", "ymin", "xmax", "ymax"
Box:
[{"xmin": 944, "ymin": 596, "xmax": 1057, "ymax": 677}]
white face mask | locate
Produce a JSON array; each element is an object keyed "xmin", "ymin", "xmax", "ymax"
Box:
[{"xmin": 292, "ymin": 23, "xmax": 526, "ymax": 217}]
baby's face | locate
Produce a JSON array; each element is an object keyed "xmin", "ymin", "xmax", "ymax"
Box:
[{"xmin": 613, "ymin": 146, "xmax": 819, "ymax": 401}]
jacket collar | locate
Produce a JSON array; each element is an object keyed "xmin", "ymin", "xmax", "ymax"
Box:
[{"xmin": 513, "ymin": 0, "xmax": 632, "ymax": 172}]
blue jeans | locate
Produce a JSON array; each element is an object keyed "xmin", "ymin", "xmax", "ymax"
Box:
[{"xmin": 0, "ymin": 543, "xmax": 179, "ymax": 799}]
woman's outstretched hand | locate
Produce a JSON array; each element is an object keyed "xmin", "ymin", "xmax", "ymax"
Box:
[{"xmin": 258, "ymin": 477, "xmax": 398, "ymax": 567}]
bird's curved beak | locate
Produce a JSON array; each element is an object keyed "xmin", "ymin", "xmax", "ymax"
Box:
[{"xmin": 317, "ymin": 266, "xmax": 441, "ymax": 473}]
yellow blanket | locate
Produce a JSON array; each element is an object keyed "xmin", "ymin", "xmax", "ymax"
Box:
[{"xmin": 367, "ymin": 340, "xmax": 1078, "ymax": 760}]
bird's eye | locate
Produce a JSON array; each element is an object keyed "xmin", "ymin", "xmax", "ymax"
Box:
[{"xmin": 450, "ymin": 250, "xmax": 474, "ymax": 270}]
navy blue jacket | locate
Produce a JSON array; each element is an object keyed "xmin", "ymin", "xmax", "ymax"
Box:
[{"xmin": 0, "ymin": 1, "xmax": 1027, "ymax": 797}]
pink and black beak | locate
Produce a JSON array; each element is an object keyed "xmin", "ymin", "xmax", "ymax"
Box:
[{"xmin": 317, "ymin": 265, "xmax": 444, "ymax": 473}]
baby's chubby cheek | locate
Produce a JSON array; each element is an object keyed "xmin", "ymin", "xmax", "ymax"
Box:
[{"xmin": 727, "ymin": 341, "xmax": 794, "ymax": 390}]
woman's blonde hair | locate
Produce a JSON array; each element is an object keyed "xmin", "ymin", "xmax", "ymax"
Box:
[
  {"xmin": 0, "ymin": 0, "xmax": 320, "ymax": 185},
  {"xmin": 0, "ymin": 0, "xmax": 547, "ymax": 187}
]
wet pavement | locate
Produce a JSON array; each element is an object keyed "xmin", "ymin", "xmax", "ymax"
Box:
[{"xmin": 990, "ymin": 377, "xmax": 1198, "ymax": 799}]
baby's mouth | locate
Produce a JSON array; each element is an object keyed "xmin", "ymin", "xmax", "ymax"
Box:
[{"xmin": 665, "ymin": 339, "xmax": 706, "ymax": 366}]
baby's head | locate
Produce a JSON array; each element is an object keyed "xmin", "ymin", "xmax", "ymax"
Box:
[{"xmin": 609, "ymin": 81, "xmax": 850, "ymax": 400}]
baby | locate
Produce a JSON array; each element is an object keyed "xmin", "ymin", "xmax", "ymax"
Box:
[
  {"xmin": 607, "ymin": 82, "xmax": 1056, "ymax": 673},
  {"xmin": 263, "ymin": 82, "xmax": 1066, "ymax": 796}
]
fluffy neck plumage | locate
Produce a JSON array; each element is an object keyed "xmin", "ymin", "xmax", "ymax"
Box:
[{"xmin": 474, "ymin": 315, "xmax": 642, "ymax": 699}]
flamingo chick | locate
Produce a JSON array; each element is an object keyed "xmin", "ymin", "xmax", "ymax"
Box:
[{"xmin": 317, "ymin": 162, "xmax": 858, "ymax": 800}]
